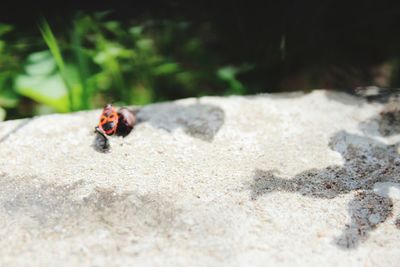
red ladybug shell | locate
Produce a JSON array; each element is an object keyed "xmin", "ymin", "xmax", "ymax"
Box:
[{"xmin": 98, "ymin": 104, "xmax": 119, "ymax": 135}]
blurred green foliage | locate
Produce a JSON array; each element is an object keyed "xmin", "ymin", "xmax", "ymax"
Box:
[
  {"xmin": 0, "ymin": 12, "xmax": 249, "ymax": 120},
  {"xmin": 2, "ymin": 2, "xmax": 399, "ymax": 121},
  {"xmin": 0, "ymin": 23, "xmax": 20, "ymax": 117}
]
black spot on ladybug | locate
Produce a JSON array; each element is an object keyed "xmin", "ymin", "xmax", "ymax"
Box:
[{"xmin": 102, "ymin": 122, "xmax": 115, "ymax": 132}]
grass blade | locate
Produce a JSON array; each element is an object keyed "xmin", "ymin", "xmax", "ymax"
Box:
[
  {"xmin": 71, "ymin": 21, "xmax": 91, "ymax": 109},
  {"xmin": 39, "ymin": 18, "xmax": 74, "ymax": 111}
]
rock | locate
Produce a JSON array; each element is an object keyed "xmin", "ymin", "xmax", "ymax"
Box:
[
  {"xmin": 374, "ymin": 182, "xmax": 400, "ymax": 200},
  {"xmin": 0, "ymin": 90, "xmax": 399, "ymax": 266}
]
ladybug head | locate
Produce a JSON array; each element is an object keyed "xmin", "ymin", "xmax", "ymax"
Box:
[{"xmin": 104, "ymin": 103, "xmax": 113, "ymax": 110}]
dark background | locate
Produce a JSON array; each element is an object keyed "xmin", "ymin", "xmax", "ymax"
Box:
[
  {"xmin": 4, "ymin": 0, "xmax": 400, "ymax": 90},
  {"xmin": 4, "ymin": 1, "xmax": 400, "ymax": 61},
  {"xmin": 2, "ymin": 0, "xmax": 400, "ymax": 119}
]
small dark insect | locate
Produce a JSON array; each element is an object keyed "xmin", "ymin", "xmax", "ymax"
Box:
[
  {"xmin": 96, "ymin": 104, "xmax": 119, "ymax": 136},
  {"xmin": 94, "ymin": 104, "xmax": 136, "ymax": 151}
]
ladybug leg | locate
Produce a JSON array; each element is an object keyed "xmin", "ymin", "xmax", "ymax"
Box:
[
  {"xmin": 94, "ymin": 126, "xmax": 107, "ymax": 140},
  {"xmin": 94, "ymin": 126, "xmax": 102, "ymax": 134},
  {"xmin": 94, "ymin": 126, "xmax": 110, "ymax": 151}
]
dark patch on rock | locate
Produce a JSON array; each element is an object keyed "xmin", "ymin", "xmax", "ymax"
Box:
[
  {"xmin": 247, "ymin": 130, "xmax": 399, "ymax": 249},
  {"xmin": 357, "ymin": 95, "xmax": 400, "ymax": 137},
  {"xmin": 379, "ymin": 108, "xmax": 400, "ymax": 136},
  {"xmin": 395, "ymin": 218, "xmax": 400, "ymax": 229},
  {"xmin": 0, "ymin": 177, "xmax": 182, "ymax": 241},
  {"xmin": 335, "ymin": 192, "xmax": 393, "ymax": 249},
  {"xmin": 136, "ymin": 102, "xmax": 225, "ymax": 142}
]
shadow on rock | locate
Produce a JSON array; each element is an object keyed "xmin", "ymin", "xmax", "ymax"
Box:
[
  {"xmin": 358, "ymin": 102, "xmax": 400, "ymax": 137},
  {"xmin": 136, "ymin": 102, "xmax": 225, "ymax": 142},
  {"xmin": 354, "ymin": 88, "xmax": 400, "ymax": 103},
  {"xmin": 335, "ymin": 191, "xmax": 392, "ymax": 248},
  {"xmin": 0, "ymin": 176, "xmax": 183, "ymax": 242},
  {"xmin": 248, "ymin": 130, "xmax": 399, "ymax": 249},
  {"xmin": 326, "ymin": 87, "xmax": 400, "ymax": 105},
  {"xmin": 324, "ymin": 90, "xmax": 367, "ymax": 106}
]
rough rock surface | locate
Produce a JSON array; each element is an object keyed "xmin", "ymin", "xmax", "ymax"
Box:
[{"xmin": 0, "ymin": 90, "xmax": 399, "ymax": 266}]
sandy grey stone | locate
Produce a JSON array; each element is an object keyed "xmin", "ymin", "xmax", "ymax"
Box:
[{"xmin": 0, "ymin": 90, "xmax": 399, "ymax": 266}]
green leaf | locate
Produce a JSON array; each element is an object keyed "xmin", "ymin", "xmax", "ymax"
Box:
[
  {"xmin": 15, "ymin": 73, "xmax": 69, "ymax": 112},
  {"xmin": 0, "ymin": 91, "xmax": 19, "ymax": 108},
  {"xmin": 217, "ymin": 66, "xmax": 239, "ymax": 80},
  {"xmin": 136, "ymin": 39, "xmax": 154, "ymax": 51},
  {"xmin": 0, "ymin": 106, "xmax": 5, "ymax": 121},
  {"xmin": 131, "ymin": 85, "xmax": 153, "ymax": 105},
  {"xmin": 0, "ymin": 24, "xmax": 13, "ymax": 36},
  {"xmin": 14, "ymin": 51, "xmax": 72, "ymax": 112},
  {"xmin": 153, "ymin": 63, "xmax": 180, "ymax": 76},
  {"xmin": 25, "ymin": 51, "xmax": 56, "ymax": 76},
  {"xmin": 217, "ymin": 66, "xmax": 246, "ymax": 94},
  {"xmin": 104, "ymin": 21, "xmax": 121, "ymax": 33},
  {"xmin": 129, "ymin": 26, "xmax": 143, "ymax": 38}
]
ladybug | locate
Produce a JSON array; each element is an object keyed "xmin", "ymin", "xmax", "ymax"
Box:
[
  {"xmin": 94, "ymin": 104, "xmax": 136, "ymax": 151},
  {"xmin": 96, "ymin": 104, "xmax": 119, "ymax": 136}
]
